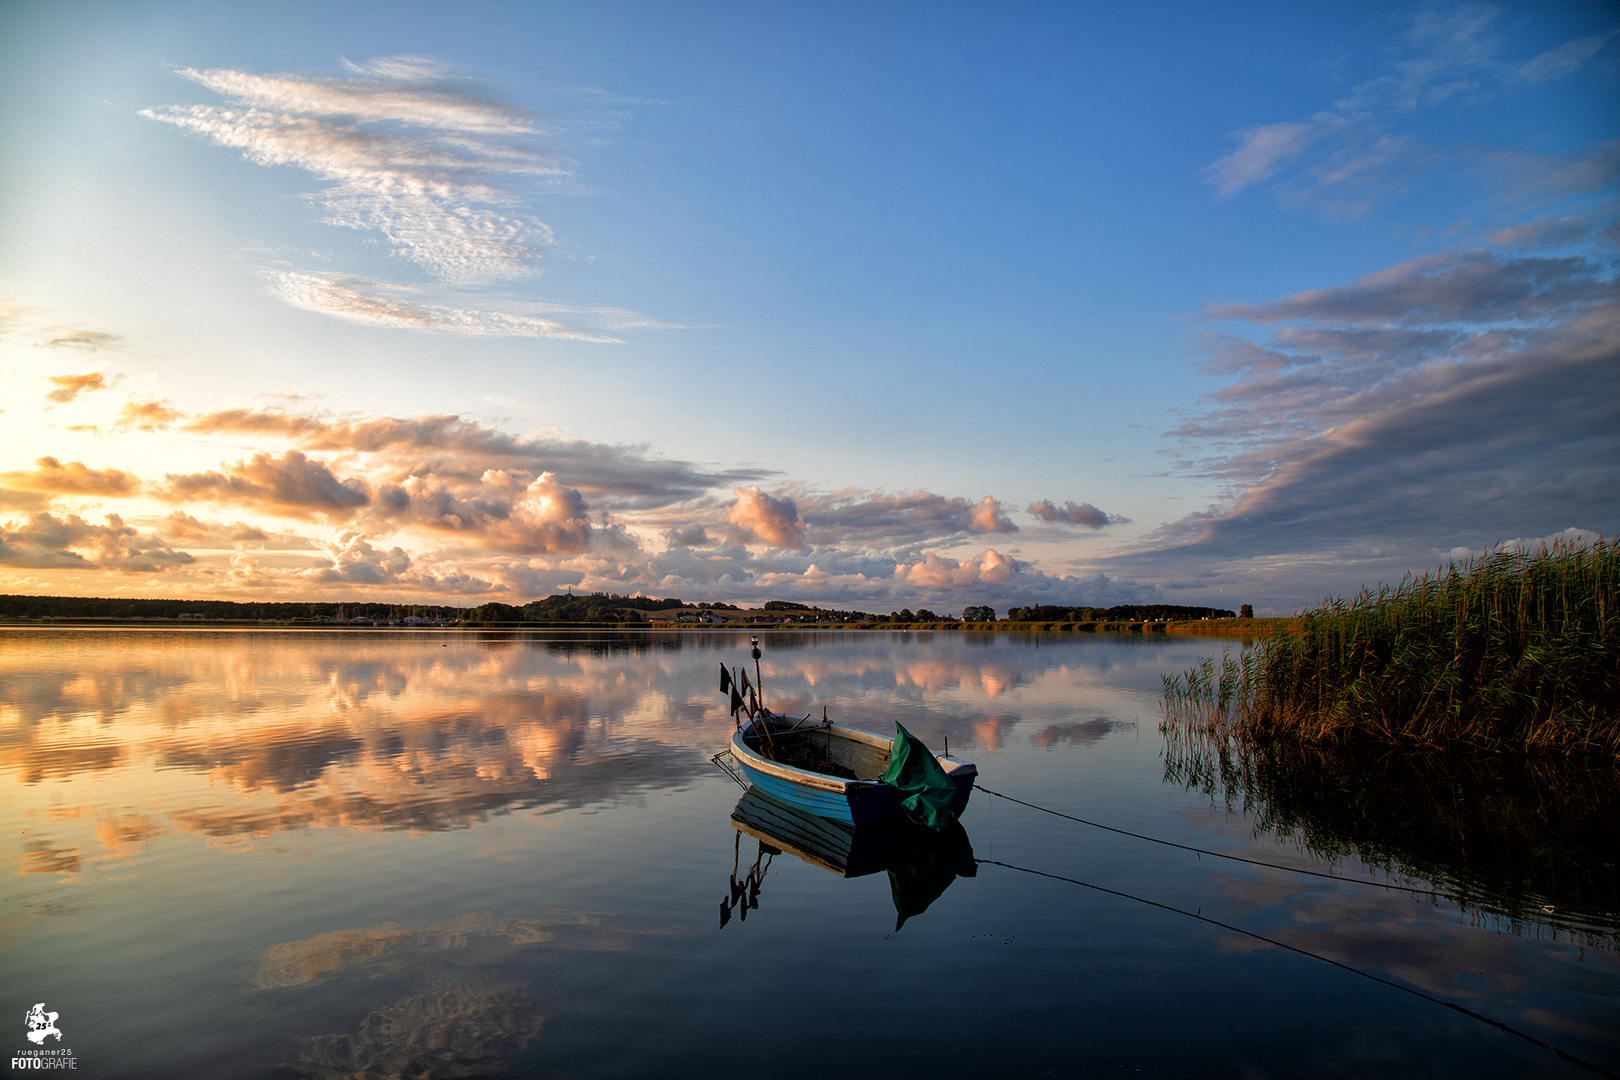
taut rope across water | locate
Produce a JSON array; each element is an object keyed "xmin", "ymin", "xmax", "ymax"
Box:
[
  {"xmin": 977, "ymin": 857, "xmax": 1616, "ymax": 1079},
  {"xmin": 973, "ymin": 782, "xmax": 1445, "ymax": 897}
]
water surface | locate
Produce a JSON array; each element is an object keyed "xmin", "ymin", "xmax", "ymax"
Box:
[{"xmin": 2, "ymin": 627, "xmax": 1615, "ymax": 1078}]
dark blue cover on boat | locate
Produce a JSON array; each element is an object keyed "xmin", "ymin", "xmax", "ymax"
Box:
[{"xmin": 879, "ymin": 723, "xmax": 957, "ymax": 830}]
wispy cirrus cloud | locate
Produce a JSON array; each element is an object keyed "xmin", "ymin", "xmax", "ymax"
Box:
[
  {"xmin": 1119, "ymin": 217, "xmax": 1620, "ymax": 611},
  {"xmin": 1513, "ymin": 30, "xmax": 1619, "ymax": 85},
  {"xmin": 1202, "ymin": 8, "xmax": 1618, "ymax": 215},
  {"xmin": 143, "ymin": 61, "xmax": 561, "ymax": 284},
  {"xmin": 141, "ymin": 58, "xmax": 678, "ymax": 340},
  {"xmin": 1207, "ymin": 249, "xmax": 1613, "ymax": 328},
  {"xmin": 268, "ymin": 272, "xmax": 624, "ymax": 341},
  {"xmin": 0, "ymin": 298, "xmax": 123, "ymax": 353}
]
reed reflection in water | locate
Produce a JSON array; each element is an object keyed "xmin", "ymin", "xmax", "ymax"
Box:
[{"xmin": 1164, "ymin": 723, "xmax": 1620, "ymax": 949}]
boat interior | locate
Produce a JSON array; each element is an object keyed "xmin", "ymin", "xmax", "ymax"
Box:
[{"xmin": 742, "ymin": 716, "xmax": 891, "ymax": 781}]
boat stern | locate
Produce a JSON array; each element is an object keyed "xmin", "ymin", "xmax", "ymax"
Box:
[{"xmin": 936, "ymin": 755, "xmax": 978, "ymax": 816}]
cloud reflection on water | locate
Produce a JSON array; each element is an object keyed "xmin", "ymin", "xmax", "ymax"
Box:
[
  {"xmin": 259, "ymin": 908, "xmax": 680, "ymax": 1079},
  {"xmin": 3, "ymin": 629, "xmax": 1148, "ymax": 873}
]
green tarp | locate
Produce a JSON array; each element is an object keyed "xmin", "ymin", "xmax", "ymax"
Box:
[{"xmin": 879, "ymin": 722, "xmax": 958, "ymax": 830}]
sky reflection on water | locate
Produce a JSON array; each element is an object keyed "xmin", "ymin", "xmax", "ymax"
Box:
[{"xmin": 2, "ymin": 627, "xmax": 1616, "ymax": 1078}]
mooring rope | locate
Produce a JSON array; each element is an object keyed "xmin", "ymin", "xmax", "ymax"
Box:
[
  {"xmin": 977, "ymin": 857, "xmax": 1615, "ymax": 1079},
  {"xmin": 973, "ymin": 782, "xmax": 1443, "ymax": 897}
]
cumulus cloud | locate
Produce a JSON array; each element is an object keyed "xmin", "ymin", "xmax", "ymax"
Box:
[
  {"xmin": 0, "ymin": 457, "xmax": 138, "ymax": 497},
  {"xmin": 143, "ymin": 62, "xmax": 562, "ymax": 284},
  {"xmin": 895, "ymin": 549, "xmax": 1023, "ymax": 588},
  {"xmin": 968, "ymin": 496, "xmax": 1017, "ymax": 534},
  {"xmin": 116, "ymin": 398, "xmax": 184, "ymax": 431},
  {"xmin": 662, "ymin": 523, "xmax": 712, "ymax": 548},
  {"xmin": 157, "ymin": 511, "xmax": 315, "ymax": 549},
  {"xmin": 792, "ymin": 488, "xmax": 1017, "ymax": 546},
  {"xmin": 892, "ymin": 549, "xmax": 1161, "ymax": 607},
  {"xmin": 301, "ymin": 531, "xmax": 414, "ymax": 585},
  {"xmin": 0, "ymin": 512, "xmax": 194, "ymax": 573},
  {"xmin": 727, "ymin": 486, "xmax": 806, "ymax": 549},
  {"xmin": 45, "ymin": 373, "xmax": 110, "ymax": 403},
  {"xmin": 159, "ymin": 450, "xmax": 372, "ymax": 521},
  {"xmin": 173, "ymin": 406, "xmax": 764, "ymax": 507},
  {"xmin": 648, "ymin": 544, "xmax": 757, "ymax": 586},
  {"xmin": 490, "ymin": 471, "xmax": 594, "ymax": 554},
  {"xmin": 1027, "ymin": 500, "xmax": 1128, "ymax": 529}
]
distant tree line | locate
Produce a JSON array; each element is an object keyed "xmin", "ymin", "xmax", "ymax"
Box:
[
  {"xmin": 3, "ymin": 592, "xmax": 1242, "ymax": 627},
  {"xmin": 1004, "ymin": 604, "xmax": 1236, "ymax": 622},
  {"xmin": 464, "ymin": 592, "xmax": 680, "ymax": 625},
  {"xmin": 885, "ymin": 608, "xmax": 949, "ymax": 623},
  {"xmin": 0, "ymin": 595, "xmax": 462, "ymax": 621},
  {"xmin": 762, "ymin": 600, "xmax": 875, "ymax": 622}
]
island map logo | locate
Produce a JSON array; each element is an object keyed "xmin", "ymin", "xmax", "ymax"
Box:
[{"xmin": 12, "ymin": 1003, "xmax": 75, "ymax": 1070}]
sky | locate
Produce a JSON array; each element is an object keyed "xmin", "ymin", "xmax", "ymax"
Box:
[{"xmin": 1, "ymin": 1, "xmax": 1616, "ymax": 615}]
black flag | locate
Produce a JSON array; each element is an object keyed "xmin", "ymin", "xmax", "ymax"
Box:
[
  {"xmin": 730, "ymin": 686, "xmax": 746, "ymax": 715},
  {"xmin": 719, "ymin": 664, "xmax": 733, "ymax": 695},
  {"xmin": 738, "ymin": 668, "xmax": 752, "ymax": 697}
]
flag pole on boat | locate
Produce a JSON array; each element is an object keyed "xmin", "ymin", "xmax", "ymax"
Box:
[
  {"xmin": 751, "ymin": 636, "xmax": 764, "ymax": 710},
  {"xmin": 751, "ymin": 636, "xmax": 775, "ymax": 751}
]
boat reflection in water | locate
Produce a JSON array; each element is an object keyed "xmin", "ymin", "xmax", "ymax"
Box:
[{"xmin": 721, "ymin": 788, "xmax": 976, "ymax": 931}]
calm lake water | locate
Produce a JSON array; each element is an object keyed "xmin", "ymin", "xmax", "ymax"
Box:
[{"xmin": 2, "ymin": 627, "xmax": 1616, "ymax": 1079}]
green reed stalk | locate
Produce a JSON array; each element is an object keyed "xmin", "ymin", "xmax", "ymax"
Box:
[{"xmin": 1163, "ymin": 537, "xmax": 1620, "ymax": 754}]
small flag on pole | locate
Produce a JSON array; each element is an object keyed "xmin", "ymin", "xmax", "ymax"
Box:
[{"xmin": 719, "ymin": 664, "xmax": 733, "ymax": 695}]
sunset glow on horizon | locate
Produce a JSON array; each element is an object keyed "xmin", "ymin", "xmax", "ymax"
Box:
[{"xmin": 3, "ymin": 2, "xmax": 1616, "ymax": 614}]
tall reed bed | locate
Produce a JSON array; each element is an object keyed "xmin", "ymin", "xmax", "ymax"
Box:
[{"xmin": 1163, "ymin": 538, "xmax": 1619, "ymax": 754}]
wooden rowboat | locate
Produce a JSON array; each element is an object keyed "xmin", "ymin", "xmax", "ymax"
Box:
[{"xmin": 729, "ymin": 711, "xmax": 977, "ymax": 828}]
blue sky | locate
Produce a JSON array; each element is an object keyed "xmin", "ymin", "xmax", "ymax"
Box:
[{"xmin": 1, "ymin": 1, "xmax": 1616, "ymax": 613}]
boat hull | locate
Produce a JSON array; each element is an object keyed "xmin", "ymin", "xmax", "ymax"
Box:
[{"xmin": 730, "ymin": 716, "xmax": 975, "ymax": 827}]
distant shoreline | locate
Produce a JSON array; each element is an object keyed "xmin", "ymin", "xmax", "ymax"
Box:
[{"xmin": 1, "ymin": 615, "xmax": 1295, "ymax": 634}]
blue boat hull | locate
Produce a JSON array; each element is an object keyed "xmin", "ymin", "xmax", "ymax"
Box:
[
  {"xmin": 735, "ymin": 759, "xmax": 909, "ymax": 826},
  {"xmin": 733, "ymin": 752, "xmax": 975, "ymax": 827}
]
